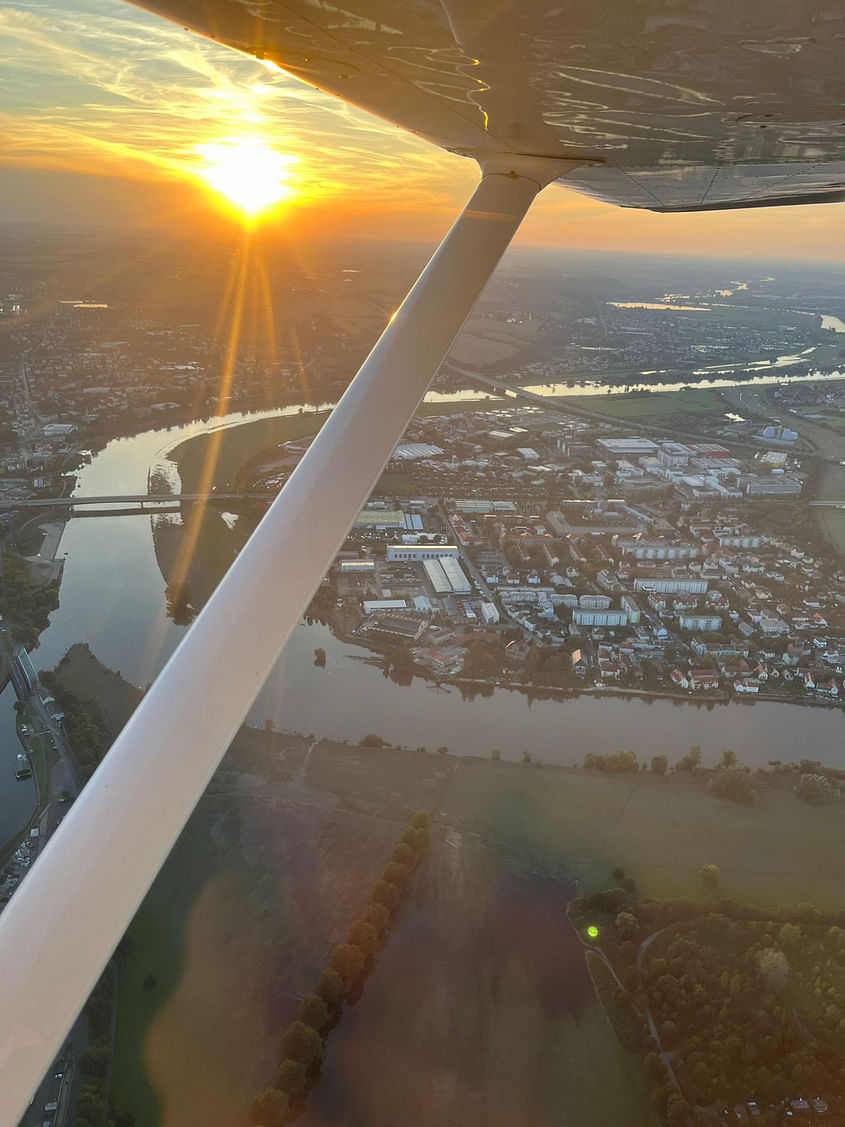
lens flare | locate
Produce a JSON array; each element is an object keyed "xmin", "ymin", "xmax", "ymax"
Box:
[{"xmin": 194, "ymin": 138, "xmax": 298, "ymax": 219}]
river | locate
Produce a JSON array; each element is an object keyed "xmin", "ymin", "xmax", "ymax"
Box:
[{"xmin": 3, "ymin": 394, "xmax": 842, "ymax": 847}]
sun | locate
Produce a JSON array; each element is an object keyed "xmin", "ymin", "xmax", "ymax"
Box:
[{"xmin": 193, "ymin": 138, "xmax": 299, "ymax": 219}]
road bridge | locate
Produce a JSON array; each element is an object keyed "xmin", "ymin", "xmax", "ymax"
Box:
[{"xmin": 0, "ymin": 492, "xmax": 277, "ymax": 510}]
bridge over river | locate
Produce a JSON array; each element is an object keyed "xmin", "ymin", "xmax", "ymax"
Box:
[{"xmin": 0, "ymin": 492, "xmax": 276, "ymax": 512}]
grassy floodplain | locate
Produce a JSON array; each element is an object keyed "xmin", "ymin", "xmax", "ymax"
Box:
[
  {"xmin": 167, "ymin": 412, "xmax": 332, "ymax": 494},
  {"xmin": 441, "ymin": 760, "xmax": 845, "ymax": 910},
  {"xmin": 558, "ymin": 387, "xmax": 727, "ymax": 418},
  {"xmin": 167, "ymin": 397, "xmax": 507, "ymax": 495}
]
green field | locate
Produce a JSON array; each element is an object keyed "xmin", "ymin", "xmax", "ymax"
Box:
[
  {"xmin": 111, "ymin": 805, "xmax": 227, "ymax": 1126},
  {"xmin": 460, "ymin": 838, "xmax": 657, "ymax": 1127},
  {"xmin": 441, "ymin": 761, "xmax": 845, "ymax": 909},
  {"xmin": 65, "ymin": 664, "xmax": 845, "ymax": 1127},
  {"xmin": 168, "ymin": 412, "xmax": 332, "ymax": 494},
  {"xmin": 560, "ymin": 388, "xmax": 727, "ymax": 418},
  {"xmin": 374, "ymin": 470, "xmax": 415, "ymax": 495}
]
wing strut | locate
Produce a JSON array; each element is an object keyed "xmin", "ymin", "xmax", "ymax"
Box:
[{"xmin": 0, "ymin": 158, "xmax": 579, "ymax": 1122}]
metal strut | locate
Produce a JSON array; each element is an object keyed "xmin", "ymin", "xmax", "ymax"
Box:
[{"xmin": 0, "ymin": 157, "xmax": 580, "ymax": 1124}]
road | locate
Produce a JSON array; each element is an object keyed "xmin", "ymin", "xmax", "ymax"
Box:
[
  {"xmin": 17, "ymin": 1020, "xmax": 86, "ymax": 1127},
  {"xmin": 11, "ymin": 690, "xmax": 85, "ymax": 1127}
]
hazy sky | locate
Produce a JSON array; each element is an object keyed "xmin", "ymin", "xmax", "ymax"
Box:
[{"xmin": 5, "ymin": 0, "xmax": 845, "ymax": 257}]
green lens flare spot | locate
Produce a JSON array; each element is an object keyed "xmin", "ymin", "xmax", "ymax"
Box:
[{"xmin": 587, "ymin": 925, "xmax": 599, "ymax": 939}]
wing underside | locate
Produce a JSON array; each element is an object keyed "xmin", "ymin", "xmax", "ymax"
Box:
[{"xmin": 130, "ymin": 0, "xmax": 845, "ymax": 211}]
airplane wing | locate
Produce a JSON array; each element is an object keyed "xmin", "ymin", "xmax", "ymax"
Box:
[{"xmin": 129, "ymin": 0, "xmax": 845, "ymax": 211}]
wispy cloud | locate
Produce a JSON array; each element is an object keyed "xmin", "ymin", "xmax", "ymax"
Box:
[{"xmin": 0, "ymin": 0, "xmax": 470, "ymax": 213}]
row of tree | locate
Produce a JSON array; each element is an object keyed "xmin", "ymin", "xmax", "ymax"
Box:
[
  {"xmin": 582, "ymin": 745, "xmax": 844, "ymax": 812},
  {"xmin": 249, "ymin": 811, "xmax": 432, "ymax": 1126},
  {"xmin": 72, "ymin": 965, "xmax": 134, "ymax": 1127}
]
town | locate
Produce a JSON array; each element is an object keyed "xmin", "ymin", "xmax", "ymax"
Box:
[{"xmin": 235, "ymin": 394, "xmax": 845, "ymax": 706}]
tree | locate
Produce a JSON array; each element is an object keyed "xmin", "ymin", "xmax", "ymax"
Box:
[
  {"xmin": 651, "ymin": 754, "xmax": 668, "ymax": 776},
  {"xmin": 362, "ymin": 902, "xmax": 390, "ymax": 935},
  {"xmin": 615, "ymin": 910, "xmax": 639, "ymax": 939},
  {"xmin": 719, "ymin": 748, "xmax": 737, "ymax": 769},
  {"xmin": 778, "ymin": 922, "xmax": 802, "ymax": 951},
  {"xmin": 666, "ymin": 1097, "xmax": 692, "ymax": 1127},
  {"xmin": 612, "ymin": 867, "xmax": 625, "ymax": 882},
  {"xmin": 392, "ymin": 842, "xmax": 413, "ymax": 866},
  {"xmin": 79, "ymin": 1044, "xmax": 111, "ymax": 1079},
  {"xmin": 372, "ymin": 879, "xmax": 400, "ymax": 911},
  {"xmin": 299, "ymin": 993, "xmax": 329, "ymax": 1031},
  {"xmin": 757, "ymin": 948, "xmax": 789, "ymax": 993},
  {"xmin": 315, "ymin": 968, "xmax": 343, "ymax": 1007},
  {"xmin": 275, "ymin": 1059, "xmax": 307, "ymax": 1096},
  {"xmin": 282, "ymin": 1021, "xmax": 322, "ymax": 1065},
  {"xmin": 383, "ymin": 861, "xmax": 410, "ymax": 890},
  {"xmin": 347, "ymin": 920, "xmax": 379, "ymax": 955},
  {"xmin": 250, "ymin": 1088, "xmax": 287, "ymax": 1126},
  {"xmin": 701, "ymin": 863, "xmax": 720, "ymax": 889},
  {"xmin": 491, "ymin": 748, "xmax": 501, "ymax": 761},
  {"xmin": 358, "ymin": 733, "xmax": 384, "ymax": 747},
  {"xmin": 677, "ymin": 745, "xmax": 702, "ymax": 772},
  {"xmin": 708, "ymin": 764, "xmax": 756, "ymax": 805},
  {"xmin": 330, "ymin": 943, "xmax": 366, "ymax": 987},
  {"xmin": 436, "ymin": 745, "xmax": 448, "ymax": 755},
  {"xmin": 795, "ymin": 772, "xmax": 839, "ymax": 806},
  {"xmin": 411, "ymin": 811, "xmax": 430, "ymax": 830}
]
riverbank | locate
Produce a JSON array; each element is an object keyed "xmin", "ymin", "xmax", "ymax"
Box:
[{"xmin": 330, "ymin": 613, "xmax": 845, "ymax": 714}]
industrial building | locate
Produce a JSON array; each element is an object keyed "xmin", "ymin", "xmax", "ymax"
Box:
[
  {"xmin": 480, "ymin": 602, "xmax": 500, "ymax": 624},
  {"xmin": 387, "ymin": 544, "xmax": 459, "ymax": 562},
  {"xmin": 363, "ymin": 599, "xmax": 408, "ymax": 614},
  {"xmin": 440, "ymin": 556, "xmax": 471, "ymax": 594},
  {"xmin": 597, "ymin": 437, "xmax": 658, "ymax": 457},
  {"xmin": 338, "ymin": 558, "xmax": 376, "ymax": 574},
  {"xmin": 423, "ymin": 558, "xmax": 451, "ymax": 594}
]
